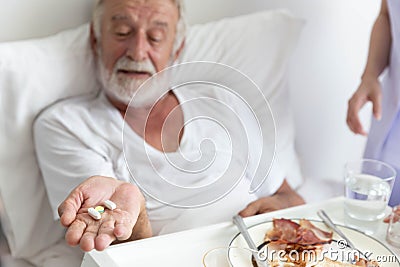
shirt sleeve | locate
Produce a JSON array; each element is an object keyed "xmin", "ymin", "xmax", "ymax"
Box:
[{"xmin": 34, "ymin": 111, "xmax": 116, "ymax": 220}]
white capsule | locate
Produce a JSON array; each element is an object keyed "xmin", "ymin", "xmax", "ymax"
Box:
[
  {"xmin": 104, "ymin": 200, "xmax": 116, "ymax": 210},
  {"xmin": 88, "ymin": 207, "xmax": 101, "ymax": 220}
]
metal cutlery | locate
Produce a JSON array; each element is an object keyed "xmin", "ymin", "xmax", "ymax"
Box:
[
  {"xmin": 232, "ymin": 215, "xmax": 268, "ymax": 267},
  {"xmin": 317, "ymin": 209, "xmax": 356, "ymax": 250}
]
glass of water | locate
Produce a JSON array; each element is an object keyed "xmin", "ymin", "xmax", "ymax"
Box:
[{"xmin": 344, "ymin": 159, "xmax": 396, "ymax": 221}]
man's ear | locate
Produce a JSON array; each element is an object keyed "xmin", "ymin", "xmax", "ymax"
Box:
[
  {"xmin": 173, "ymin": 39, "xmax": 185, "ymax": 61},
  {"xmin": 90, "ymin": 23, "xmax": 98, "ymax": 58}
]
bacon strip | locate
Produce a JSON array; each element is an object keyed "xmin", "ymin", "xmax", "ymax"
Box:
[
  {"xmin": 265, "ymin": 218, "xmax": 333, "ymax": 245},
  {"xmin": 264, "ymin": 219, "xmax": 379, "ymax": 267},
  {"xmin": 299, "ymin": 219, "xmax": 333, "ymax": 242}
]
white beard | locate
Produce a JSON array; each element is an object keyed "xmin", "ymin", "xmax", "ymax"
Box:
[{"xmin": 97, "ymin": 55, "xmax": 167, "ymax": 108}]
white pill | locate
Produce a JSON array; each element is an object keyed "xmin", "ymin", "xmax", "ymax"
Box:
[
  {"xmin": 104, "ymin": 200, "xmax": 116, "ymax": 210},
  {"xmin": 88, "ymin": 207, "xmax": 101, "ymax": 220}
]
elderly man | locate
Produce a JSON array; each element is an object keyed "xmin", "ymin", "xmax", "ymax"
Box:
[{"xmin": 34, "ymin": 0, "xmax": 304, "ymax": 252}]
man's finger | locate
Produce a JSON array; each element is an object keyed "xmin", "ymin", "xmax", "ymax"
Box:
[
  {"xmin": 238, "ymin": 200, "xmax": 261, "ymax": 217},
  {"xmin": 58, "ymin": 185, "xmax": 91, "ymax": 227},
  {"xmin": 259, "ymin": 205, "xmax": 278, "ymax": 214},
  {"xmin": 59, "ymin": 198, "xmax": 81, "ymax": 227},
  {"xmin": 80, "ymin": 221, "xmax": 100, "ymax": 252},
  {"xmin": 114, "ymin": 212, "xmax": 136, "ymax": 240},
  {"xmin": 95, "ymin": 218, "xmax": 116, "ymax": 251},
  {"xmin": 65, "ymin": 219, "xmax": 87, "ymax": 247}
]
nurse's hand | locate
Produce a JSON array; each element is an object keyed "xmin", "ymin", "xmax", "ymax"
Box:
[
  {"xmin": 347, "ymin": 77, "xmax": 382, "ymax": 136},
  {"xmin": 58, "ymin": 176, "xmax": 152, "ymax": 251},
  {"xmin": 384, "ymin": 205, "xmax": 400, "ymax": 223}
]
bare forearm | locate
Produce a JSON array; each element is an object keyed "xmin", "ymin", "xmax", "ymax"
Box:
[
  {"xmin": 362, "ymin": 0, "xmax": 391, "ymax": 80},
  {"xmin": 113, "ymin": 193, "xmax": 152, "ymax": 244},
  {"xmin": 129, "ymin": 206, "xmax": 152, "ymax": 240}
]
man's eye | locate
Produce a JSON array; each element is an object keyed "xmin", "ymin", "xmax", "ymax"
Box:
[
  {"xmin": 149, "ymin": 36, "xmax": 162, "ymax": 43},
  {"xmin": 116, "ymin": 31, "xmax": 130, "ymax": 37}
]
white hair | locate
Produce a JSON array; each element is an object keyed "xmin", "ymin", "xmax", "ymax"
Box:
[{"xmin": 92, "ymin": 0, "xmax": 186, "ymax": 55}]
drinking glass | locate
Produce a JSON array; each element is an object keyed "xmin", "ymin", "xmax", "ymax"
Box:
[
  {"xmin": 344, "ymin": 159, "xmax": 396, "ymax": 221},
  {"xmin": 386, "ymin": 206, "xmax": 400, "ymax": 248}
]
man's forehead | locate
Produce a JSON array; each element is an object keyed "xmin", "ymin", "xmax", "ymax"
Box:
[
  {"xmin": 113, "ymin": 15, "xmax": 169, "ymax": 28},
  {"xmin": 103, "ymin": 0, "xmax": 178, "ymax": 19}
]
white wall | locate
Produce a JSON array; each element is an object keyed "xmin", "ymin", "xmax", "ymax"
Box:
[
  {"xmin": 185, "ymin": 0, "xmax": 380, "ymax": 183},
  {"xmin": 0, "ymin": 0, "xmax": 95, "ymax": 42}
]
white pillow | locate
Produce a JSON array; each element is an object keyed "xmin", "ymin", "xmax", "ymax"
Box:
[
  {"xmin": 0, "ymin": 9, "xmax": 303, "ymax": 265},
  {"xmin": 0, "ymin": 25, "xmax": 97, "ymax": 264},
  {"xmin": 178, "ymin": 10, "xmax": 304, "ymax": 190}
]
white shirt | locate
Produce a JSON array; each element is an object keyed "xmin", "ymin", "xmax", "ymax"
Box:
[{"xmin": 34, "ymin": 86, "xmax": 284, "ymax": 235}]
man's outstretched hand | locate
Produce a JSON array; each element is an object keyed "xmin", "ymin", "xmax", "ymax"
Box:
[{"xmin": 58, "ymin": 176, "xmax": 152, "ymax": 252}]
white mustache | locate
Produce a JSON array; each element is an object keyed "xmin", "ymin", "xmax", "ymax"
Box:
[{"xmin": 114, "ymin": 57, "xmax": 157, "ymax": 76}]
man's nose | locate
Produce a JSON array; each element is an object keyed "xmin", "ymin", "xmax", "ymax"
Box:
[{"xmin": 126, "ymin": 30, "xmax": 150, "ymax": 61}]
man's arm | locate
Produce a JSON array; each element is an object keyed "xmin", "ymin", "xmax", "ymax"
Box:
[
  {"xmin": 34, "ymin": 104, "xmax": 119, "ymax": 219},
  {"xmin": 34, "ymin": 106, "xmax": 152, "ymax": 251},
  {"xmin": 58, "ymin": 176, "xmax": 152, "ymax": 251},
  {"xmin": 238, "ymin": 179, "xmax": 305, "ymax": 217}
]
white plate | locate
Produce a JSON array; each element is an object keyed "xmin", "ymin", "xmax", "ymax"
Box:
[{"xmin": 229, "ymin": 219, "xmax": 400, "ymax": 266}]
